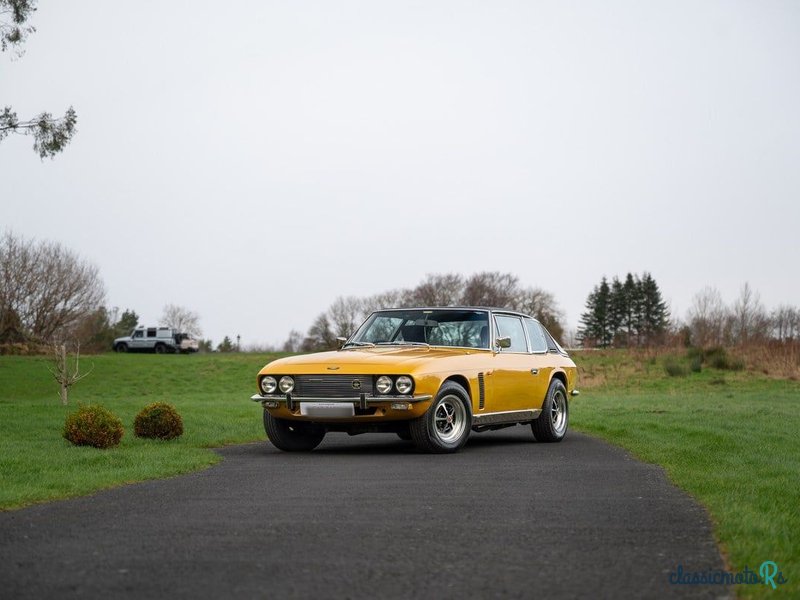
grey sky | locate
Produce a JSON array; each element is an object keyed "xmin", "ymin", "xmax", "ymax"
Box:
[{"xmin": 2, "ymin": 1, "xmax": 798, "ymax": 347}]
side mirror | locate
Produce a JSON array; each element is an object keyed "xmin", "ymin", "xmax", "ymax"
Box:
[
  {"xmin": 495, "ymin": 336, "xmax": 511, "ymax": 349},
  {"xmin": 336, "ymin": 336, "xmax": 348, "ymax": 348}
]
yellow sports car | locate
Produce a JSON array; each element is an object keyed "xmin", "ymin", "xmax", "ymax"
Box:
[{"xmin": 251, "ymin": 307, "xmax": 579, "ymax": 453}]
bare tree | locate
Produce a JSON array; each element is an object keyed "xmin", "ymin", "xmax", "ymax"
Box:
[
  {"xmin": 731, "ymin": 283, "xmax": 769, "ymax": 344},
  {"xmin": 328, "ymin": 296, "xmax": 365, "ymax": 338},
  {"xmin": 514, "ymin": 287, "xmax": 566, "ymax": 341},
  {"xmin": 408, "ymin": 273, "xmax": 464, "ymax": 306},
  {"xmin": 160, "ymin": 304, "xmax": 202, "ymax": 337},
  {"xmin": 461, "ymin": 272, "xmax": 519, "ymax": 308},
  {"xmin": 0, "ymin": 231, "xmax": 105, "ymax": 342},
  {"xmin": 772, "ymin": 305, "xmax": 800, "ymax": 342},
  {"xmin": 686, "ymin": 286, "xmax": 727, "ymax": 347},
  {"xmin": 48, "ymin": 342, "xmax": 92, "ymax": 405}
]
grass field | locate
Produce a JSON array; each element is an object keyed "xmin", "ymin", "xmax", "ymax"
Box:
[
  {"xmin": 1, "ymin": 349, "xmax": 797, "ymax": 597},
  {"xmin": 0, "ymin": 353, "xmax": 283, "ymax": 510},
  {"xmin": 570, "ymin": 349, "xmax": 799, "ymax": 598}
]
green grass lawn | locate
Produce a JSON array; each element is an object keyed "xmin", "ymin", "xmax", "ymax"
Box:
[
  {"xmin": 0, "ymin": 352, "xmax": 283, "ymax": 510},
  {"xmin": 1, "ymin": 350, "xmax": 797, "ymax": 597},
  {"xmin": 571, "ymin": 349, "xmax": 799, "ymax": 599}
]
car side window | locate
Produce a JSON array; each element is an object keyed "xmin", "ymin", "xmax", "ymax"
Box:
[
  {"xmin": 525, "ymin": 319, "xmax": 548, "ymax": 353},
  {"xmin": 494, "ymin": 315, "xmax": 528, "ymax": 352},
  {"xmin": 146, "ymin": 328, "xmax": 157, "ymax": 338},
  {"xmin": 132, "ymin": 330, "xmax": 143, "ymax": 339}
]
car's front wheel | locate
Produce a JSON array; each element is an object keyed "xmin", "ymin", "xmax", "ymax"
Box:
[
  {"xmin": 410, "ymin": 382, "xmax": 472, "ymax": 453},
  {"xmin": 263, "ymin": 410, "xmax": 325, "ymax": 452},
  {"xmin": 114, "ymin": 343, "xmax": 128, "ymax": 353},
  {"xmin": 531, "ymin": 379, "xmax": 569, "ymax": 442}
]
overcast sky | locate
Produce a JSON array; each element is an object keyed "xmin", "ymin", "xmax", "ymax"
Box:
[{"xmin": 2, "ymin": 1, "xmax": 798, "ymax": 347}]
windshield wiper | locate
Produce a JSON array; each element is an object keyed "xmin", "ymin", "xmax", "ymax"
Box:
[
  {"xmin": 342, "ymin": 341, "xmax": 375, "ymax": 348},
  {"xmin": 376, "ymin": 341, "xmax": 431, "ymax": 348}
]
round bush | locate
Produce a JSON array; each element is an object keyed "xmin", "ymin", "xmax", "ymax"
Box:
[
  {"xmin": 134, "ymin": 402, "xmax": 184, "ymax": 440},
  {"xmin": 63, "ymin": 404, "xmax": 124, "ymax": 449}
]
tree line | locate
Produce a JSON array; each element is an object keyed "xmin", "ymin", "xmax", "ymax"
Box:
[
  {"xmin": 0, "ymin": 231, "xmax": 202, "ymax": 353},
  {"xmin": 284, "ymin": 272, "xmax": 565, "ymax": 352},
  {"xmin": 578, "ymin": 272, "xmax": 669, "ymax": 348}
]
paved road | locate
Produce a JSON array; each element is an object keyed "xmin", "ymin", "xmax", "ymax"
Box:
[{"xmin": 0, "ymin": 429, "xmax": 730, "ymax": 599}]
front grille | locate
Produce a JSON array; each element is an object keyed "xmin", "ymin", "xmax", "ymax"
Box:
[{"xmin": 294, "ymin": 375, "xmax": 374, "ymax": 398}]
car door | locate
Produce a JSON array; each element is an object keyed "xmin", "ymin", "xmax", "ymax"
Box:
[
  {"xmin": 129, "ymin": 329, "xmax": 146, "ymax": 350},
  {"xmin": 487, "ymin": 314, "xmax": 541, "ymax": 412},
  {"xmin": 524, "ymin": 318, "xmax": 554, "ymax": 410}
]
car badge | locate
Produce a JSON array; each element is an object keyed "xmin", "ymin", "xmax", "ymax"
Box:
[
  {"xmin": 351, "ymin": 380, "xmax": 362, "ymax": 390},
  {"xmin": 327, "ymin": 366, "xmax": 340, "ymax": 370}
]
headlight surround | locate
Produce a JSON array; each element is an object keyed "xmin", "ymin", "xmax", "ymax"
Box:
[
  {"xmin": 395, "ymin": 376, "xmax": 413, "ymax": 395},
  {"xmin": 260, "ymin": 376, "xmax": 277, "ymax": 394},
  {"xmin": 278, "ymin": 376, "xmax": 295, "ymax": 394},
  {"xmin": 375, "ymin": 376, "xmax": 393, "ymax": 395}
]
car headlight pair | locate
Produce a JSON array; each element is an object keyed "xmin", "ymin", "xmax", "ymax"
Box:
[
  {"xmin": 375, "ymin": 375, "xmax": 413, "ymax": 395},
  {"xmin": 260, "ymin": 376, "xmax": 294, "ymax": 395}
]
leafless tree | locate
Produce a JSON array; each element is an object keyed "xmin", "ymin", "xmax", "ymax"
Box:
[
  {"xmin": 48, "ymin": 342, "xmax": 92, "ymax": 405},
  {"xmin": 160, "ymin": 304, "xmax": 202, "ymax": 337},
  {"xmin": 461, "ymin": 272, "xmax": 519, "ymax": 308},
  {"xmin": 0, "ymin": 231, "xmax": 105, "ymax": 343},
  {"xmin": 730, "ymin": 283, "xmax": 769, "ymax": 344},
  {"xmin": 686, "ymin": 286, "xmax": 727, "ymax": 347},
  {"xmin": 772, "ymin": 305, "xmax": 800, "ymax": 342},
  {"xmin": 514, "ymin": 287, "xmax": 566, "ymax": 341},
  {"xmin": 281, "ymin": 329, "xmax": 303, "ymax": 352},
  {"xmin": 408, "ymin": 273, "xmax": 464, "ymax": 306}
]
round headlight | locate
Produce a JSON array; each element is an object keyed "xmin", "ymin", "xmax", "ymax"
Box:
[
  {"xmin": 260, "ymin": 376, "xmax": 277, "ymax": 394},
  {"xmin": 396, "ymin": 376, "xmax": 413, "ymax": 395},
  {"xmin": 278, "ymin": 376, "xmax": 295, "ymax": 394},
  {"xmin": 376, "ymin": 376, "xmax": 393, "ymax": 395}
]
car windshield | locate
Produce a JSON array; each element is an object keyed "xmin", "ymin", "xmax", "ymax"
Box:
[{"xmin": 347, "ymin": 309, "xmax": 490, "ymax": 349}]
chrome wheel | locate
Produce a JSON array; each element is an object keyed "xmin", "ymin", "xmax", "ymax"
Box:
[
  {"xmin": 409, "ymin": 382, "xmax": 472, "ymax": 453},
  {"xmin": 551, "ymin": 388, "xmax": 567, "ymax": 435},
  {"xmin": 531, "ymin": 379, "xmax": 569, "ymax": 443},
  {"xmin": 433, "ymin": 394, "xmax": 467, "ymax": 444}
]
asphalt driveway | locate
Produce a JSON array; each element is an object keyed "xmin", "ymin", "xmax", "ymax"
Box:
[{"xmin": 0, "ymin": 429, "xmax": 730, "ymax": 599}]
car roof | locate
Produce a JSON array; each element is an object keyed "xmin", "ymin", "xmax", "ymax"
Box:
[{"xmin": 373, "ymin": 306, "xmax": 536, "ymax": 320}]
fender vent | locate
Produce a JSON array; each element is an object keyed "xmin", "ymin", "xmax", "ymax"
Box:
[{"xmin": 478, "ymin": 372, "xmax": 485, "ymax": 409}]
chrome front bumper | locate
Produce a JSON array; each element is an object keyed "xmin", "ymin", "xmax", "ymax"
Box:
[{"xmin": 250, "ymin": 393, "xmax": 433, "ymax": 410}]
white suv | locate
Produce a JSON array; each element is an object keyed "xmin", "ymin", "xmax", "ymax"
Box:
[{"xmin": 113, "ymin": 327, "xmax": 199, "ymax": 354}]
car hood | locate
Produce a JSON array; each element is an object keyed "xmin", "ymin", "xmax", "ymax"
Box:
[{"xmin": 261, "ymin": 347, "xmax": 485, "ymax": 373}]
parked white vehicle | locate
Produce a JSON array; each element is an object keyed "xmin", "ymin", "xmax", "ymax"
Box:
[{"xmin": 113, "ymin": 327, "xmax": 199, "ymax": 354}]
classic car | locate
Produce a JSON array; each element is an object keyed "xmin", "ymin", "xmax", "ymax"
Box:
[{"xmin": 250, "ymin": 307, "xmax": 579, "ymax": 453}]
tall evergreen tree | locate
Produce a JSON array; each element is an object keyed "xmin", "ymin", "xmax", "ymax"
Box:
[
  {"xmin": 638, "ymin": 272, "xmax": 669, "ymax": 344},
  {"xmin": 579, "ymin": 277, "xmax": 612, "ymax": 348}
]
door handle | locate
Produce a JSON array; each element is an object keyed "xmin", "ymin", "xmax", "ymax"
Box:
[{"xmin": 530, "ymin": 369, "xmax": 539, "ymax": 375}]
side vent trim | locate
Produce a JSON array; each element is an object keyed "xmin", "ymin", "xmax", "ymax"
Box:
[{"xmin": 478, "ymin": 372, "xmax": 485, "ymax": 410}]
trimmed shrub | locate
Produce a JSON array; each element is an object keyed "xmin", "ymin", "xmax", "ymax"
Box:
[
  {"xmin": 134, "ymin": 402, "xmax": 184, "ymax": 440},
  {"xmin": 63, "ymin": 404, "xmax": 124, "ymax": 449}
]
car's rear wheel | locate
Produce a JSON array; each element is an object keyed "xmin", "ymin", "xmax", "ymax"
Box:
[
  {"xmin": 410, "ymin": 382, "xmax": 471, "ymax": 453},
  {"xmin": 263, "ymin": 409, "xmax": 325, "ymax": 452},
  {"xmin": 115, "ymin": 343, "xmax": 128, "ymax": 353},
  {"xmin": 531, "ymin": 379, "xmax": 569, "ymax": 443}
]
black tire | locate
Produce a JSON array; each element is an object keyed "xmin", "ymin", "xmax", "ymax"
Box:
[
  {"xmin": 263, "ymin": 409, "xmax": 325, "ymax": 452},
  {"xmin": 396, "ymin": 429, "xmax": 412, "ymax": 441},
  {"xmin": 154, "ymin": 344, "xmax": 166, "ymax": 354},
  {"xmin": 532, "ymin": 379, "xmax": 569, "ymax": 443},
  {"xmin": 410, "ymin": 381, "xmax": 472, "ymax": 453},
  {"xmin": 115, "ymin": 343, "xmax": 128, "ymax": 353}
]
